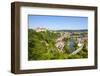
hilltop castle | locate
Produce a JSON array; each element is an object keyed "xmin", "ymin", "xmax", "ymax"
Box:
[{"xmin": 35, "ymin": 27, "xmax": 47, "ymax": 32}]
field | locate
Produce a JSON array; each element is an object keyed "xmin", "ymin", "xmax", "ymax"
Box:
[{"xmin": 28, "ymin": 28, "xmax": 88, "ymax": 60}]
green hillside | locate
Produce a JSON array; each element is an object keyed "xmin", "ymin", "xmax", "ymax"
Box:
[{"xmin": 28, "ymin": 29, "xmax": 88, "ymax": 60}]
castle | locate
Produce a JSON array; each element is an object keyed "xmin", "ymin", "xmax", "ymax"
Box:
[{"xmin": 35, "ymin": 27, "xmax": 47, "ymax": 32}]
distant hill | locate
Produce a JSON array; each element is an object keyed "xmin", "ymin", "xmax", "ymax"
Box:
[
  {"xmin": 53, "ymin": 29, "xmax": 88, "ymax": 32},
  {"xmin": 28, "ymin": 28, "xmax": 88, "ymax": 32}
]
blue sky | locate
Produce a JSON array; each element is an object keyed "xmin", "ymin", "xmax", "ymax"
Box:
[{"xmin": 28, "ymin": 15, "xmax": 88, "ymax": 30}]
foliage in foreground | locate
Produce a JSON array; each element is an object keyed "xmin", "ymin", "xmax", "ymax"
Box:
[{"xmin": 28, "ymin": 29, "xmax": 88, "ymax": 60}]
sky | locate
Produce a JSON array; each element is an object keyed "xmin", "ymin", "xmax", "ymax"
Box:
[{"xmin": 28, "ymin": 15, "xmax": 88, "ymax": 30}]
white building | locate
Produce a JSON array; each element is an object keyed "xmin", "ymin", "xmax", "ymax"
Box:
[{"xmin": 35, "ymin": 27, "xmax": 47, "ymax": 32}]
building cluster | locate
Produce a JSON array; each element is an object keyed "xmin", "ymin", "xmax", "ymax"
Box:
[{"xmin": 55, "ymin": 32, "xmax": 88, "ymax": 52}]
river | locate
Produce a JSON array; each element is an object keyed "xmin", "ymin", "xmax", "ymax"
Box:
[{"xmin": 67, "ymin": 38, "xmax": 76, "ymax": 53}]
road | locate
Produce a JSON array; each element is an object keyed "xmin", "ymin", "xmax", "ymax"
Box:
[{"xmin": 70, "ymin": 44, "xmax": 84, "ymax": 55}]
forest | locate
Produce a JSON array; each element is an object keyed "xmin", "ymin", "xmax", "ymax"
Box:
[{"xmin": 28, "ymin": 29, "xmax": 88, "ymax": 60}]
